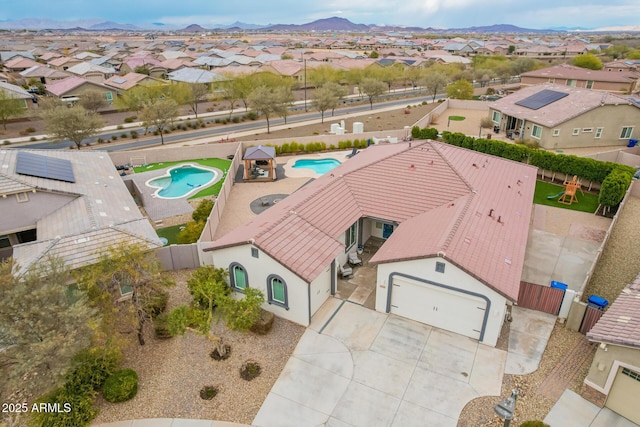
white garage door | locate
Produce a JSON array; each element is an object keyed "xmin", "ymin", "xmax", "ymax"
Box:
[
  {"xmin": 606, "ymin": 367, "xmax": 640, "ymax": 424},
  {"xmin": 390, "ymin": 277, "xmax": 487, "ymax": 340}
]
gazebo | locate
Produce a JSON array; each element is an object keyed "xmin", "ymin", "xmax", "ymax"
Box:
[{"xmin": 243, "ymin": 145, "xmax": 276, "ymax": 181}]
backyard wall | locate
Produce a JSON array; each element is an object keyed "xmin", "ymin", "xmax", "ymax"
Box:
[
  {"xmin": 585, "ymin": 146, "xmax": 640, "ymax": 169},
  {"xmin": 156, "ymin": 243, "xmax": 200, "ymax": 270},
  {"xmin": 411, "ymin": 99, "xmax": 449, "ymax": 129},
  {"xmin": 108, "ymin": 143, "xmax": 239, "ymax": 166}
]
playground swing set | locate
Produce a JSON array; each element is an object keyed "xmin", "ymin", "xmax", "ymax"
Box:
[{"xmin": 547, "ymin": 175, "xmax": 584, "ymax": 205}]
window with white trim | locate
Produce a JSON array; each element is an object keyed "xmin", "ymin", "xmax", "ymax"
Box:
[
  {"xmin": 582, "ymin": 128, "xmax": 593, "ymax": 133},
  {"xmin": 620, "ymin": 127, "xmax": 634, "ymax": 139},
  {"xmin": 15, "ymin": 192, "xmax": 29, "ymax": 203},
  {"xmin": 105, "ymin": 92, "xmax": 113, "ymax": 100},
  {"xmin": 435, "ymin": 262, "xmax": 445, "ymax": 273},
  {"xmin": 345, "ymin": 222, "xmax": 357, "ymax": 252},
  {"xmin": 566, "ymin": 79, "xmax": 577, "ymax": 87},
  {"xmin": 552, "ymin": 129, "xmax": 560, "ymax": 137},
  {"xmin": 572, "ymin": 128, "xmax": 580, "ymax": 136},
  {"xmin": 230, "ymin": 262, "xmax": 248, "ymax": 291},
  {"xmin": 595, "ymin": 127, "xmax": 603, "ymax": 139},
  {"xmin": 531, "ymin": 125, "xmax": 542, "ymax": 139},
  {"xmin": 548, "ymin": 78, "xmax": 555, "ymax": 83},
  {"xmin": 267, "ymin": 274, "xmax": 288, "ymax": 309},
  {"xmin": 586, "ymin": 80, "xmax": 594, "ymax": 89},
  {"xmin": 492, "ymin": 111, "xmax": 501, "ymax": 123}
]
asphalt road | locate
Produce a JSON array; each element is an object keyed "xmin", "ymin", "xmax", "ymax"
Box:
[{"xmin": 24, "ymin": 91, "xmax": 444, "ymax": 152}]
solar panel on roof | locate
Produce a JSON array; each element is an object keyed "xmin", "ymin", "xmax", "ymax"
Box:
[
  {"xmin": 15, "ymin": 151, "xmax": 75, "ymax": 183},
  {"xmin": 515, "ymin": 89, "xmax": 569, "ymax": 110},
  {"xmin": 113, "ymin": 77, "xmax": 126, "ymax": 84}
]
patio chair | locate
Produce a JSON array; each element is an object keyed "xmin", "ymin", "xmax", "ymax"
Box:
[
  {"xmin": 339, "ymin": 263, "xmax": 353, "ymax": 279},
  {"xmin": 348, "ymin": 251, "xmax": 362, "ymax": 266},
  {"xmin": 346, "ymin": 147, "xmax": 359, "ymax": 158}
]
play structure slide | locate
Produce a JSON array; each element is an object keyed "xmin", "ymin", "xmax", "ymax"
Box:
[{"xmin": 547, "ymin": 191, "xmax": 565, "ymax": 200}]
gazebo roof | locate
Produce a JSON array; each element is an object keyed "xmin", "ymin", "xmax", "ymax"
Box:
[{"xmin": 243, "ymin": 145, "xmax": 276, "ymax": 160}]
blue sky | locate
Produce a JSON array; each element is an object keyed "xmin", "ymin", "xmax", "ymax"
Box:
[{"xmin": 0, "ymin": 0, "xmax": 638, "ymax": 29}]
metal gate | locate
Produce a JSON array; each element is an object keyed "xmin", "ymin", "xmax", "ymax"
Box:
[
  {"xmin": 517, "ymin": 281, "xmax": 565, "ymax": 315},
  {"xmin": 579, "ymin": 305, "xmax": 605, "ymax": 334}
]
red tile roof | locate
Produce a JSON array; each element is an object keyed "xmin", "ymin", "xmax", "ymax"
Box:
[
  {"xmin": 521, "ymin": 64, "xmax": 638, "ymax": 84},
  {"xmin": 587, "ymin": 273, "xmax": 640, "ymax": 348},
  {"xmin": 205, "ymin": 141, "xmax": 536, "ymax": 300}
]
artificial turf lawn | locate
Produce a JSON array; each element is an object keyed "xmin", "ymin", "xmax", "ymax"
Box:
[
  {"xmin": 448, "ymin": 115, "xmax": 466, "ymax": 121},
  {"xmin": 133, "ymin": 158, "xmax": 231, "ymax": 199},
  {"xmin": 533, "ymin": 180, "xmax": 599, "ymax": 213},
  {"xmin": 156, "ymin": 223, "xmax": 186, "ymax": 245}
]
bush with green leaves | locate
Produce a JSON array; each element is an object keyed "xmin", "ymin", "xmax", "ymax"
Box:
[
  {"xmin": 218, "ymin": 287, "xmax": 265, "ymax": 332},
  {"xmin": 28, "ymin": 387, "xmax": 98, "ymax": 427},
  {"xmin": 599, "ymin": 168, "xmax": 633, "ymax": 208},
  {"xmin": 143, "ymin": 289, "xmax": 169, "ymax": 318},
  {"xmin": 64, "ymin": 346, "xmax": 122, "ymax": 394},
  {"xmin": 176, "ymin": 220, "xmax": 205, "ymax": 244},
  {"xmin": 102, "ymin": 369, "xmax": 138, "ymax": 403},
  {"xmin": 186, "ymin": 265, "xmax": 230, "ymax": 310},
  {"xmin": 192, "ymin": 198, "xmax": 214, "ymax": 223},
  {"xmin": 519, "ymin": 421, "xmax": 550, "ymax": 427}
]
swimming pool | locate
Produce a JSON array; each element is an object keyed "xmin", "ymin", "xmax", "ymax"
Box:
[
  {"xmin": 146, "ymin": 164, "xmax": 217, "ymax": 199},
  {"xmin": 292, "ymin": 158, "xmax": 341, "ymax": 175}
]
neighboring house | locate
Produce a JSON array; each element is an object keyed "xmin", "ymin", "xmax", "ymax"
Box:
[
  {"xmin": 166, "ymin": 67, "xmax": 225, "ymax": 85},
  {"xmin": 0, "ymin": 51, "xmax": 35, "ymax": 65},
  {"xmin": 3, "ymin": 56, "xmax": 41, "ymax": 72},
  {"xmin": 119, "ymin": 57, "xmax": 166, "ymax": 79},
  {"xmin": 603, "ymin": 60, "xmax": 640, "ymax": 73},
  {"xmin": 47, "ymin": 56, "xmax": 83, "ymax": 71},
  {"xmin": 0, "ymin": 149, "xmax": 162, "ymax": 273},
  {"xmin": 583, "ymin": 273, "xmax": 640, "ymax": 424},
  {"xmin": 45, "ymin": 76, "xmax": 116, "ymax": 106},
  {"xmin": 66, "ymin": 62, "xmax": 116, "ymax": 83},
  {"xmin": 0, "ymin": 81, "xmax": 35, "ymax": 111},
  {"xmin": 19, "ymin": 65, "xmax": 70, "ymax": 84},
  {"xmin": 203, "ymin": 140, "xmax": 536, "ymax": 347},
  {"xmin": 520, "ymin": 64, "xmax": 639, "ymax": 94},
  {"xmin": 489, "ymin": 83, "xmax": 640, "ymax": 150},
  {"xmin": 103, "ymin": 72, "xmax": 164, "ymax": 91}
]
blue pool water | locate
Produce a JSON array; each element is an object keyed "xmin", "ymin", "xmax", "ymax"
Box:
[
  {"xmin": 146, "ymin": 165, "xmax": 216, "ymax": 199},
  {"xmin": 292, "ymin": 159, "xmax": 341, "ymax": 175}
]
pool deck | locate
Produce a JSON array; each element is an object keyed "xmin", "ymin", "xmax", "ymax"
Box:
[{"xmin": 125, "ymin": 163, "xmax": 224, "ymax": 222}]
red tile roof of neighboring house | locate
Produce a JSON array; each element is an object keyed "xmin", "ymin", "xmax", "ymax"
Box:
[
  {"xmin": 205, "ymin": 141, "xmax": 536, "ymax": 300},
  {"xmin": 587, "ymin": 273, "xmax": 640, "ymax": 348},
  {"xmin": 521, "ymin": 64, "xmax": 639, "ymax": 84},
  {"xmin": 45, "ymin": 76, "xmax": 108, "ymax": 96},
  {"xmin": 4, "ymin": 57, "xmax": 41, "ymax": 69},
  {"xmin": 103, "ymin": 72, "xmax": 156, "ymax": 90},
  {"xmin": 490, "ymin": 83, "xmax": 636, "ymax": 128}
]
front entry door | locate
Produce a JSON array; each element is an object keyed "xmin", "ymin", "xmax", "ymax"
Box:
[{"xmin": 383, "ymin": 223, "xmax": 394, "ymax": 239}]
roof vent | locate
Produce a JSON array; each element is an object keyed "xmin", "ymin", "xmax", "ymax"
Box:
[
  {"xmin": 504, "ymin": 258, "xmax": 512, "ymax": 265},
  {"xmin": 616, "ymin": 316, "xmax": 631, "ymax": 323},
  {"xmin": 408, "ymin": 164, "xmax": 416, "ymax": 171}
]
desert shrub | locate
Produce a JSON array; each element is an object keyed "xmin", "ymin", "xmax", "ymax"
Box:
[
  {"xmin": 192, "ymin": 199, "xmax": 214, "ymax": 223},
  {"xmin": 143, "ymin": 289, "xmax": 169, "ymax": 318},
  {"xmin": 199, "ymin": 385, "xmax": 218, "ymax": 400},
  {"xmin": 130, "ymin": 130, "xmax": 138, "ymax": 139},
  {"xmin": 111, "ymin": 135, "xmax": 118, "ymax": 141},
  {"xmin": 3, "ymin": 140, "xmax": 10, "ymax": 145},
  {"xmin": 250, "ymin": 309, "xmax": 274, "ymax": 335},
  {"xmin": 329, "ymin": 144, "xmax": 336, "ymax": 150},
  {"xmin": 25, "ymin": 127, "xmax": 36, "ymax": 133},
  {"xmin": 102, "ymin": 369, "xmax": 138, "ymax": 403},
  {"xmin": 214, "ymin": 118, "xmax": 221, "ymax": 123},
  {"xmin": 153, "ymin": 130, "xmax": 159, "ymax": 135},
  {"xmin": 121, "ymin": 133, "xmax": 128, "ymax": 138},
  {"xmin": 218, "ymin": 288, "xmax": 264, "ymax": 332},
  {"xmin": 29, "ymin": 136, "xmax": 37, "ymax": 142},
  {"xmin": 519, "ymin": 422, "xmax": 549, "ymax": 427},
  {"xmin": 186, "ymin": 265, "xmax": 230, "ymax": 310},
  {"xmin": 123, "ymin": 116, "xmax": 136, "ymax": 123},
  {"xmin": 154, "ymin": 314, "xmax": 172, "ymax": 339},
  {"xmin": 64, "ymin": 346, "xmax": 122, "ymax": 394},
  {"xmin": 239, "ymin": 360, "xmax": 261, "ymax": 381},
  {"xmin": 29, "ymin": 387, "xmax": 97, "ymax": 427},
  {"xmin": 289, "ymin": 141, "xmax": 299, "ymax": 153},
  {"xmin": 599, "ymin": 168, "xmax": 633, "ymax": 208},
  {"xmin": 245, "ymin": 111, "xmax": 258, "ymax": 120},
  {"xmin": 232, "ymin": 116, "xmax": 240, "ymax": 123},
  {"xmin": 116, "ymin": 125, "xmax": 123, "ymax": 130},
  {"xmin": 280, "ymin": 142, "xmax": 290, "ymax": 154},
  {"xmin": 165, "ymin": 305, "xmax": 210, "ymax": 335},
  {"xmin": 176, "ymin": 221, "xmax": 205, "ymax": 244}
]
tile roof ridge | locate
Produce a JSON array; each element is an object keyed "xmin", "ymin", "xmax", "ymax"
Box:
[
  {"xmin": 428, "ymin": 141, "xmax": 475, "ymax": 192},
  {"xmin": 441, "ymin": 192, "xmax": 475, "ymax": 252},
  {"xmin": 15, "ymin": 237, "xmax": 60, "ymax": 277},
  {"xmin": 109, "ymin": 220, "xmax": 162, "ymax": 247}
]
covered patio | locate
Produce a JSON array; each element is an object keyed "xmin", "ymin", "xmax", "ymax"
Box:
[
  {"xmin": 242, "ymin": 145, "xmax": 276, "ymax": 182},
  {"xmin": 335, "ymin": 237, "xmax": 384, "ymax": 310}
]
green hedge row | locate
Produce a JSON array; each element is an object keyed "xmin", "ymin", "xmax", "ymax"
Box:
[
  {"xmin": 411, "ymin": 126, "xmax": 635, "ymax": 209},
  {"xmin": 260, "ymin": 139, "xmax": 370, "ymax": 156}
]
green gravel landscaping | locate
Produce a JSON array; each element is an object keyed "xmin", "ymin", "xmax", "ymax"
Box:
[
  {"xmin": 533, "ymin": 180, "xmax": 599, "ymax": 213},
  {"xmin": 133, "ymin": 158, "xmax": 231, "ymax": 199}
]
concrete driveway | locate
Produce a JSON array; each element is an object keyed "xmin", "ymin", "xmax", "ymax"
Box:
[
  {"xmin": 544, "ymin": 390, "xmax": 639, "ymax": 427},
  {"xmin": 253, "ymin": 300, "xmax": 507, "ymax": 427}
]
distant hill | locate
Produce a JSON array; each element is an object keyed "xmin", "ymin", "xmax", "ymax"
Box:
[
  {"xmin": 444, "ymin": 24, "xmax": 559, "ymax": 34},
  {"xmin": 266, "ymin": 17, "xmax": 370, "ymax": 32},
  {"xmin": 180, "ymin": 24, "xmax": 209, "ymax": 32},
  {"xmin": 88, "ymin": 21, "xmax": 141, "ymax": 31}
]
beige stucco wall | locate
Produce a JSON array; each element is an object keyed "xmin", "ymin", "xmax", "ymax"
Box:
[
  {"xmin": 585, "ymin": 344, "xmax": 640, "ymax": 394},
  {"xmin": 0, "ymin": 191, "xmax": 76, "ymax": 235},
  {"xmin": 375, "ymin": 257, "xmax": 507, "ymax": 347},
  {"xmin": 207, "ymin": 244, "xmax": 316, "ymax": 326},
  {"xmin": 58, "ymin": 82, "xmax": 114, "ymax": 101},
  {"xmin": 521, "ymin": 76, "xmax": 634, "ymax": 94}
]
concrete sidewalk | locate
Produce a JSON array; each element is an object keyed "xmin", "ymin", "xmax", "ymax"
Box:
[
  {"xmin": 544, "ymin": 390, "xmax": 639, "ymax": 427},
  {"xmin": 92, "ymin": 419, "xmax": 251, "ymax": 427}
]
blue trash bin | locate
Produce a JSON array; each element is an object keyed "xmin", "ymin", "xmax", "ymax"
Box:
[
  {"xmin": 550, "ymin": 281, "xmax": 568, "ymax": 291},
  {"xmin": 628, "ymin": 138, "xmax": 638, "ymax": 148},
  {"xmin": 587, "ymin": 295, "xmax": 609, "ymax": 310}
]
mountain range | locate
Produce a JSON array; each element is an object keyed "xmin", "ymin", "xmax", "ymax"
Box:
[{"xmin": 0, "ymin": 16, "xmax": 613, "ymax": 33}]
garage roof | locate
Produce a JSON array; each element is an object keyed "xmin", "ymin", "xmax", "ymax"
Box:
[
  {"xmin": 204, "ymin": 141, "xmax": 536, "ymax": 301},
  {"xmin": 587, "ymin": 274, "xmax": 640, "ymax": 349}
]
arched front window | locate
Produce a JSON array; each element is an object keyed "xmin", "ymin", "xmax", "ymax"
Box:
[
  {"xmin": 266, "ymin": 274, "xmax": 288, "ymax": 310},
  {"xmin": 229, "ymin": 262, "xmax": 248, "ymax": 291}
]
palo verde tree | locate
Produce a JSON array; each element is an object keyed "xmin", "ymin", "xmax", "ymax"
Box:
[
  {"xmin": 422, "ymin": 72, "xmax": 450, "ymax": 102},
  {"xmin": 446, "ymin": 79, "xmax": 474, "ymax": 100},
  {"xmin": 139, "ymin": 98, "xmax": 179, "ymax": 144},
  {"xmin": 313, "ymin": 84, "xmax": 339, "ymax": 123},
  {"xmin": 273, "ymin": 85, "xmax": 295, "ymax": 124},
  {"xmin": 0, "ymin": 257, "xmax": 98, "ymax": 401},
  {"xmin": 114, "ymin": 83, "xmax": 167, "ymax": 116},
  {"xmin": 571, "ymin": 53, "xmax": 603, "ymax": 70},
  {"xmin": 171, "ymin": 82, "xmax": 210, "ymax": 119},
  {"xmin": 78, "ymin": 90, "xmax": 108, "ymax": 113},
  {"xmin": 247, "ymin": 85, "xmax": 278, "ymax": 133},
  {"xmin": 76, "ymin": 243, "xmax": 175, "ymax": 347},
  {"xmin": 0, "ymin": 90, "xmax": 25, "ymax": 131},
  {"xmin": 360, "ymin": 78, "xmax": 387, "ymax": 110},
  {"xmin": 40, "ymin": 104, "xmax": 105, "ymax": 150}
]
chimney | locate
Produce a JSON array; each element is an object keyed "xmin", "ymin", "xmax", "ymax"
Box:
[{"xmin": 489, "ymin": 209, "xmax": 494, "ymax": 217}]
